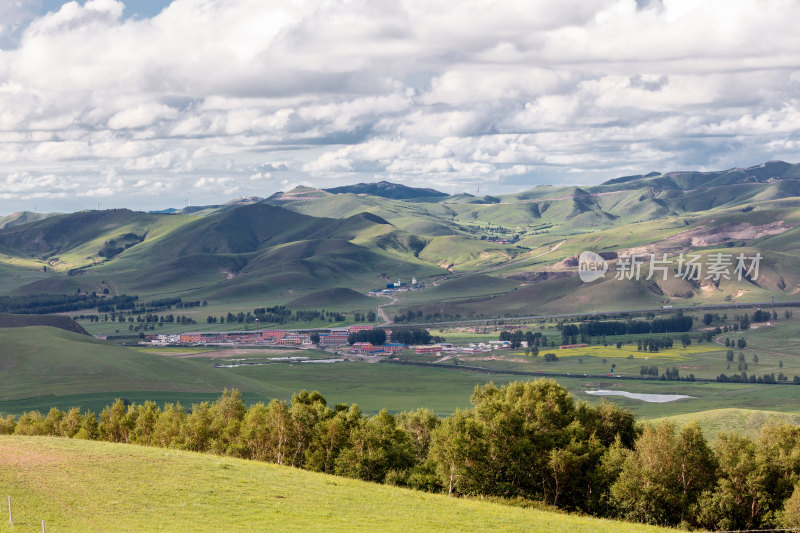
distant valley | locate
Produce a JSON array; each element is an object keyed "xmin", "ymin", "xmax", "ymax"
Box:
[{"xmin": 0, "ymin": 160, "xmax": 798, "ymax": 327}]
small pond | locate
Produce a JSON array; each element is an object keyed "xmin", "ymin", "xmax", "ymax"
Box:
[{"xmin": 585, "ymin": 390, "xmax": 694, "ymax": 403}]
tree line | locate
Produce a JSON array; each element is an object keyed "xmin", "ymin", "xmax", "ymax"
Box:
[
  {"xmin": 4, "ymin": 381, "xmax": 800, "ymax": 529},
  {"xmin": 346, "ymin": 327, "xmax": 439, "ymax": 346},
  {"xmin": 0, "ymin": 293, "xmax": 138, "ymax": 314},
  {"xmin": 392, "ymin": 309, "xmax": 465, "ymax": 323},
  {"xmin": 561, "ymin": 316, "xmax": 694, "ymax": 340},
  {"xmin": 498, "ymin": 330, "xmax": 547, "ymax": 349}
]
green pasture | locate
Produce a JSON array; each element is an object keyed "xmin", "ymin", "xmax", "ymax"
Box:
[{"xmin": 0, "ymin": 436, "xmax": 674, "ymax": 533}]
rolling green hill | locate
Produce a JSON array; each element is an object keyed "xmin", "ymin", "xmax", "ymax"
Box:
[
  {"xmin": 653, "ymin": 408, "xmax": 800, "ymax": 440},
  {"xmin": 324, "ymin": 180, "xmax": 447, "ymax": 199},
  {"xmin": 0, "ymin": 210, "xmax": 58, "ymax": 229},
  {"xmin": 1, "ymin": 203, "xmax": 443, "ymax": 300},
  {"xmin": 0, "ymin": 161, "xmax": 798, "ymax": 322},
  {"xmin": 0, "ymin": 208, "xmax": 192, "ymax": 272},
  {"xmin": 0, "ymin": 436, "xmax": 674, "ymax": 533},
  {"xmin": 0, "ymin": 326, "xmax": 280, "ymax": 413},
  {"xmin": 288, "ymin": 287, "xmax": 376, "ymax": 309},
  {"xmin": 0, "ymin": 313, "xmax": 88, "ymax": 334}
]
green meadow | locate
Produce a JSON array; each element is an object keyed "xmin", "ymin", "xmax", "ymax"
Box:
[
  {"xmin": 0, "ymin": 436, "xmax": 675, "ymax": 533},
  {"xmin": 6, "ymin": 324, "xmax": 800, "ymax": 440}
]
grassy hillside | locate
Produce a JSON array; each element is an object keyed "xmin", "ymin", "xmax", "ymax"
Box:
[
  {"xmin": 0, "ymin": 436, "xmax": 674, "ymax": 532},
  {"xmin": 0, "ymin": 209, "xmax": 193, "ymax": 273},
  {"xmin": 0, "ymin": 210, "xmax": 58, "ymax": 229},
  {"xmin": 324, "ymin": 180, "xmax": 447, "ymax": 199},
  {"xmin": 0, "ymin": 326, "xmax": 280, "ymax": 413},
  {"xmin": 653, "ymin": 408, "xmax": 800, "ymax": 440},
  {"xmin": 1, "ymin": 161, "xmax": 799, "ymax": 323},
  {"xmin": 0, "ymin": 312, "xmax": 88, "ymax": 334},
  {"xmin": 82, "ymin": 204, "xmax": 442, "ymax": 300},
  {"xmin": 288, "ymin": 287, "xmax": 376, "ymax": 309}
]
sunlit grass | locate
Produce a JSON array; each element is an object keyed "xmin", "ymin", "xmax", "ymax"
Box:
[{"xmin": 0, "ymin": 436, "xmax": 676, "ymax": 533}]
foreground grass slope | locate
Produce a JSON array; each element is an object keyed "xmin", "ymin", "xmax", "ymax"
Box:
[{"xmin": 0, "ymin": 436, "xmax": 674, "ymax": 533}]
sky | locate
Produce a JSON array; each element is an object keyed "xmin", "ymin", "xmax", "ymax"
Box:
[{"xmin": 1, "ymin": 0, "xmax": 800, "ymax": 214}]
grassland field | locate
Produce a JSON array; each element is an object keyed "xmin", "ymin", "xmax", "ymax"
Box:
[
  {"xmin": 0, "ymin": 436, "xmax": 675, "ymax": 533},
  {"xmin": 68, "ymin": 294, "xmax": 381, "ymax": 336},
  {"xmin": 4, "ymin": 310, "xmax": 800, "ymax": 438},
  {"xmin": 4, "ymin": 167, "xmax": 800, "ymax": 529},
  {"xmin": 4, "ymin": 327, "xmax": 800, "ymax": 435}
]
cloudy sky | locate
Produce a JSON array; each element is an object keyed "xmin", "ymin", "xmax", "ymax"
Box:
[{"xmin": 1, "ymin": 0, "xmax": 799, "ymax": 214}]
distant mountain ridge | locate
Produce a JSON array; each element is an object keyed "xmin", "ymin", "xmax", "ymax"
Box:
[
  {"xmin": 324, "ymin": 180, "xmax": 447, "ymax": 199},
  {"xmin": 148, "ymin": 196, "xmax": 263, "ymax": 215},
  {"xmin": 0, "ymin": 160, "xmax": 799, "ymax": 313},
  {"xmin": 601, "ymin": 160, "xmax": 800, "ymax": 189},
  {"xmin": 0, "ymin": 210, "xmax": 58, "ymax": 229}
]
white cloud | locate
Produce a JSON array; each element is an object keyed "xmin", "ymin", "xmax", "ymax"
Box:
[
  {"xmin": 249, "ymin": 172, "xmax": 272, "ymax": 180},
  {"xmin": 108, "ymin": 103, "xmax": 178, "ymax": 129},
  {"xmin": 1, "ymin": 0, "xmax": 799, "ymax": 212}
]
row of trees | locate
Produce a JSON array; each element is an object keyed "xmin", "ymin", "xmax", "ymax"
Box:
[
  {"xmin": 637, "ymin": 337, "xmax": 674, "ymax": 352},
  {"xmin": 392, "ymin": 309, "xmax": 465, "ymax": 323},
  {"xmin": 0, "ymin": 293, "xmax": 138, "ymax": 314},
  {"xmin": 563, "ymin": 316, "xmax": 694, "ymax": 339},
  {"xmin": 498, "ymin": 330, "xmax": 547, "ymax": 349},
  {"xmin": 717, "ymin": 371, "xmax": 796, "ymax": 384},
  {"xmin": 251, "ymin": 306, "xmax": 347, "ymax": 324},
  {"xmin": 348, "ymin": 328, "xmax": 388, "ymax": 345},
  {"xmin": 353, "ymin": 311, "xmax": 377, "ymax": 322},
  {"xmin": 391, "ymin": 328, "xmax": 434, "ymax": 345},
  {"xmin": 203, "ymin": 307, "xmax": 349, "ymax": 325},
  {"xmin": 5, "ymin": 382, "xmax": 800, "ymax": 529},
  {"xmin": 724, "ymin": 337, "xmax": 747, "ymax": 348}
]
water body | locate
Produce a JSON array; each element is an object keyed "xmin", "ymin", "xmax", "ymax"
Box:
[
  {"xmin": 214, "ymin": 357, "xmax": 344, "ymax": 368},
  {"xmin": 585, "ymin": 390, "xmax": 694, "ymax": 403}
]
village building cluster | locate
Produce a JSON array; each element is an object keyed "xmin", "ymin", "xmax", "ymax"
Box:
[
  {"xmin": 147, "ymin": 324, "xmax": 412, "ymax": 356},
  {"xmin": 368, "ymin": 277, "xmax": 426, "ymax": 296},
  {"xmin": 147, "ymin": 324, "xmax": 536, "ymax": 358}
]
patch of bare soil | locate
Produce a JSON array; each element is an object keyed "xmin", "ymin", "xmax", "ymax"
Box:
[
  {"xmin": 621, "ymin": 221, "xmax": 795, "ymax": 256},
  {"xmin": 473, "ymin": 355, "xmax": 529, "ymax": 363},
  {"xmin": 0, "ymin": 445, "xmax": 68, "ymax": 467},
  {"xmin": 505, "ymin": 271, "xmax": 576, "ymax": 282},
  {"xmin": 553, "ymin": 251, "xmax": 618, "ymax": 270}
]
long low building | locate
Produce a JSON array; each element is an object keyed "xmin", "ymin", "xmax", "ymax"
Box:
[
  {"xmin": 320, "ymin": 334, "xmax": 350, "ymax": 346},
  {"xmin": 180, "ymin": 332, "xmax": 223, "ymax": 343},
  {"xmin": 277, "ymin": 334, "xmax": 312, "ymax": 346},
  {"xmin": 382, "ymin": 343, "xmax": 407, "ymax": 353},
  {"xmin": 415, "ymin": 345, "xmax": 442, "ymax": 355}
]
